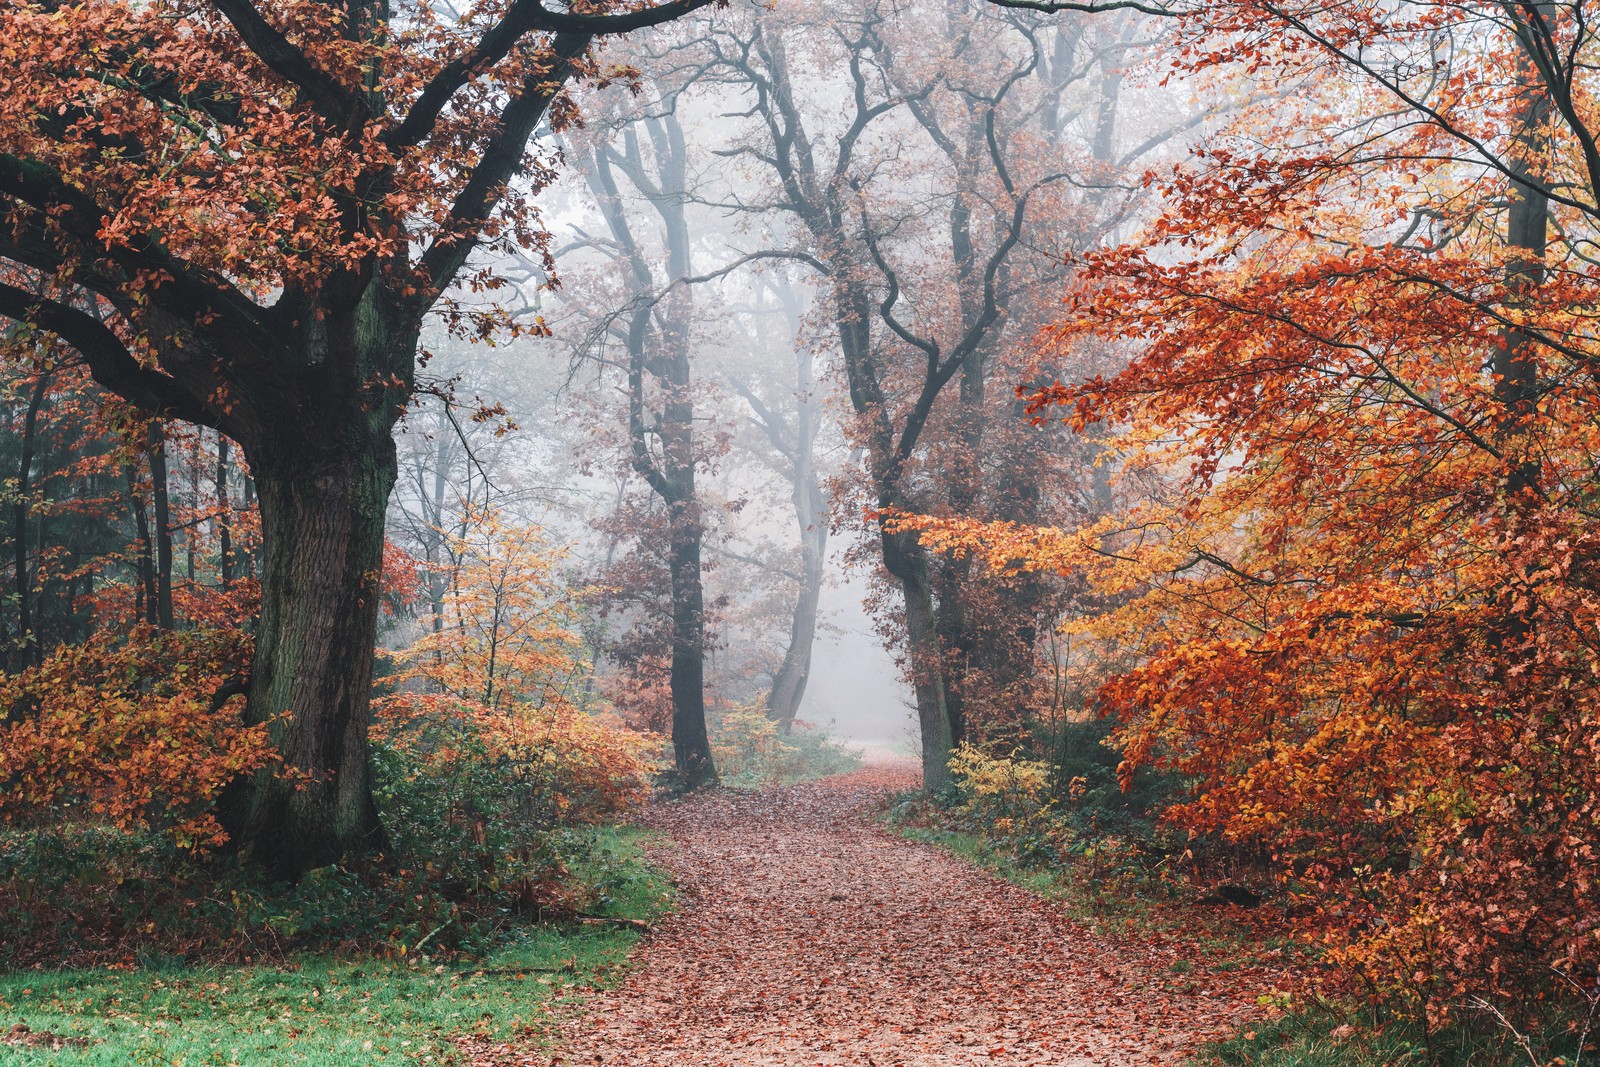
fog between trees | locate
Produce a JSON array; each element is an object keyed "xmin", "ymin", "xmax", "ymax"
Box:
[{"xmin": 385, "ymin": 0, "xmax": 1215, "ymax": 780}]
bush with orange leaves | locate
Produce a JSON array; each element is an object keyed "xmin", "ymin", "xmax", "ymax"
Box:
[
  {"xmin": 371, "ymin": 508, "xmax": 657, "ymax": 907},
  {"xmin": 373, "ymin": 692, "xmax": 657, "ymax": 833},
  {"xmin": 0, "ymin": 625, "xmax": 268, "ymax": 850}
]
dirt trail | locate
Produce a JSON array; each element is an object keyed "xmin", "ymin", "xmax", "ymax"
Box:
[{"xmin": 498, "ymin": 763, "xmax": 1266, "ymax": 1066}]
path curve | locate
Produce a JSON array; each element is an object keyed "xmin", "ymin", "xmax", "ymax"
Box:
[{"xmin": 500, "ymin": 763, "xmax": 1265, "ymax": 1066}]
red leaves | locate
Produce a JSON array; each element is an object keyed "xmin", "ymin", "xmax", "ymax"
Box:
[{"xmin": 893, "ymin": 0, "xmax": 1600, "ymax": 1022}]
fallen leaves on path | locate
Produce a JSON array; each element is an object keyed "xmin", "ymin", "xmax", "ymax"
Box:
[{"xmin": 472, "ymin": 762, "xmax": 1275, "ymax": 1066}]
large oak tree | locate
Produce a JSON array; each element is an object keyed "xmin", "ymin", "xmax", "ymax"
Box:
[{"xmin": 0, "ymin": 0, "xmax": 712, "ymax": 877}]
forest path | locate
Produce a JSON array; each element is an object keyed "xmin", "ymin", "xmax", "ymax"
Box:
[{"xmin": 495, "ymin": 762, "xmax": 1263, "ymax": 1066}]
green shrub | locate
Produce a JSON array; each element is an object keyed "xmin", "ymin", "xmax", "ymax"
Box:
[
  {"xmin": 1043, "ymin": 716, "xmax": 1173, "ymax": 842},
  {"xmin": 0, "ymin": 729, "xmax": 654, "ymax": 968},
  {"xmin": 709, "ymin": 704, "xmax": 862, "ymax": 786}
]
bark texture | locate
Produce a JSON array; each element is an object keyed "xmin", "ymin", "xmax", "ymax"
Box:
[{"xmin": 219, "ymin": 429, "xmax": 396, "ymax": 877}]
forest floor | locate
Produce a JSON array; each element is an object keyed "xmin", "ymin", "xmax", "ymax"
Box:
[{"xmin": 470, "ymin": 761, "xmax": 1288, "ymax": 1067}]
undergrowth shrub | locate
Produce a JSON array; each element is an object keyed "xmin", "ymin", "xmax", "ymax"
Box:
[
  {"xmin": 709, "ymin": 702, "xmax": 862, "ymax": 786},
  {"xmin": 0, "ymin": 655, "xmax": 659, "ymax": 966},
  {"xmin": 0, "ymin": 625, "xmax": 268, "ymax": 850},
  {"xmin": 371, "ymin": 693, "xmax": 658, "ymax": 921},
  {"xmin": 938, "ymin": 719, "xmax": 1179, "ymax": 880},
  {"xmin": 0, "ymin": 702, "xmax": 656, "ymax": 969}
]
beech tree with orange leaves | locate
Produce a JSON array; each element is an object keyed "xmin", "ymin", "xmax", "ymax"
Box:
[
  {"xmin": 894, "ymin": 0, "xmax": 1600, "ymax": 1020},
  {"xmin": 0, "ymin": 0, "xmax": 716, "ymax": 876}
]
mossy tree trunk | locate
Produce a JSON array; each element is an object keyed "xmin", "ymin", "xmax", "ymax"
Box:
[{"xmin": 218, "ymin": 426, "xmax": 397, "ymax": 877}]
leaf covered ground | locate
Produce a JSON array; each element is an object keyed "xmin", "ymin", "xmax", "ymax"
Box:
[{"xmin": 482, "ymin": 762, "xmax": 1285, "ymax": 1066}]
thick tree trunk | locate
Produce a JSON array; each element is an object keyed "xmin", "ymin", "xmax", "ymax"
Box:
[
  {"xmin": 884, "ymin": 531, "xmax": 954, "ymax": 791},
  {"xmin": 1495, "ymin": 35, "xmax": 1549, "ymax": 499},
  {"xmin": 933, "ymin": 566, "xmax": 972, "ymax": 748},
  {"xmin": 218, "ymin": 430, "xmax": 396, "ymax": 878},
  {"xmin": 668, "ymin": 495, "xmax": 717, "ymax": 788},
  {"xmin": 902, "ymin": 562, "xmax": 955, "ymax": 793}
]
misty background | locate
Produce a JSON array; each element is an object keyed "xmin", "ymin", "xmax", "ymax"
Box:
[{"xmin": 380, "ymin": 0, "xmax": 1216, "ymax": 754}]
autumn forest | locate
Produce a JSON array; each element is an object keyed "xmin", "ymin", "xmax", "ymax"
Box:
[{"xmin": 0, "ymin": 0, "xmax": 1596, "ymax": 1062}]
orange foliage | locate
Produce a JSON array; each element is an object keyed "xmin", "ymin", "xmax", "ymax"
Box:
[
  {"xmin": 378, "ymin": 507, "xmax": 657, "ymax": 823},
  {"xmin": 392, "ymin": 507, "xmax": 587, "ymax": 711},
  {"xmin": 374, "ymin": 693, "xmax": 656, "ymax": 827},
  {"xmin": 894, "ymin": 0, "xmax": 1600, "ymax": 1020},
  {"xmin": 0, "ymin": 626, "xmax": 270, "ymax": 849}
]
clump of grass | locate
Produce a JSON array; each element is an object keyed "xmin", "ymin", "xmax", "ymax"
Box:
[{"xmin": 1191, "ymin": 1004, "xmax": 1594, "ymax": 1067}]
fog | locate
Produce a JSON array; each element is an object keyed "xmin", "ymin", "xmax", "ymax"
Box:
[{"xmin": 383, "ymin": 0, "xmax": 1218, "ymax": 755}]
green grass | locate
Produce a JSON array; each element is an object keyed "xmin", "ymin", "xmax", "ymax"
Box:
[
  {"xmin": 1190, "ymin": 1005, "xmax": 1594, "ymax": 1067},
  {"xmin": 1194, "ymin": 1011, "xmax": 1418, "ymax": 1067},
  {"xmin": 0, "ymin": 828, "xmax": 672, "ymax": 1067}
]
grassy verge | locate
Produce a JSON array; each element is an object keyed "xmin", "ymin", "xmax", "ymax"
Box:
[
  {"xmin": 1192, "ymin": 1006, "xmax": 1597, "ymax": 1066},
  {"xmin": 890, "ymin": 822, "xmax": 1285, "ymax": 962},
  {"xmin": 0, "ymin": 827, "xmax": 671, "ymax": 1067}
]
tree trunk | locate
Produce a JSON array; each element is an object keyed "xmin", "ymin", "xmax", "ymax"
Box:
[
  {"xmin": 148, "ymin": 421, "xmax": 175, "ymax": 630},
  {"xmin": 428, "ymin": 435, "xmax": 451, "ymax": 636},
  {"xmin": 1496, "ymin": 21, "xmax": 1550, "ymax": 499},
  {"xmin": 766, "ymin": 525, "xmax": 824, "ymax": 733},
  {"xmin": 125, "ymin": 463, "xmax": 156, "ymax": 626},
  {"xmin": 12, "ymin": 368, "xmax": 48, "ymax": 668},
  {"xmin": 217, "ymin": 431, "xmax": 396, "ymax": 878},
  {"xmin": 766, "ymin": 474, "xmax": 826, "ymax": 733},
  {"xmin": 216, "ymin": 434, "xmax": 232, "ymax": 590},
  {"xmin": 582, "ymin": 122, "xmax": 718, "ymax": 790},
  {"xmin": 885, "ymin": 531, "xmax": 954, "ymax": 791},
  {"xmin": 668, "ymin": 495, "xmax": 717, "ymax": 788},
  {"xmin": 903, "ymin": 562, "xmax": 955, "ymax": 793},
  {"xmin": 187, "ymin": 442, "xmax": 198, "ymax": 584}
]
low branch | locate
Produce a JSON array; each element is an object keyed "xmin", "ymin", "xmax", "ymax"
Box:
[
  {"xmin": 987, "ymin": 0, "xmax": 1180, "ymax": 15},
  {"xmin": 0, "ymin": 282, "xmax": 220, "ymax": 430},
  {"xmin": 422, "ymin": 32, "xmax": 593, "ymax": 297}
]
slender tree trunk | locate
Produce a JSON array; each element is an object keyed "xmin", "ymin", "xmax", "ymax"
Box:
[
  {"xmin": 217, "ymin": 434, "xmax": 232, "ymax": 590},
  {"xmin": 766, "ymin": 513, "xmax": 825, "ymax": 732},
  {"xmin": 429, "ymin": 436, "xmax": 450, "ymax": 636},
  {"xmin": 217, "ymin": 430, "xmax": 396, "ymax": 878},
  {"xmin": 240, "ymin": 471, "xmax": 256, "ymax": 582},
  {"xmin": 12, "ymin": 368, "xmax": 48, "ymax": 667},
  {"xmin": 148, "ymin": 422, "xmax": 175, "ymax": 630},
  {"xmin": 765, "ymin": 331, "xmax": 828, "ymax": 734},
  {"xmin": 187, "ymin": 443, "xmax": 198, "ymax": 584},
  {"xmin": 668, "ymin": 495, "xmax": 716, "ymax": 787},
  {"xmin": 125, "ymin": 463, "xmax": 156, "ymax": 626}
]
